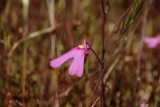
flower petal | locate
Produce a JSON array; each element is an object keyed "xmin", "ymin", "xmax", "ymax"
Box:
[
  {"xmin": 82, "ymin": 39, "xmax": 89, "ymax": 54},
  {"xmin": 50, "ymin": 48, "xmax": 77, "ymax": 68},
  {"xmin": 68, "ymin": 50, "xmax": 85, "ymax": 77},
  {"xmin": 144, "ymin": 38, "xmax": 159, "ymax": 48},
  {"xmin": 75, "ymin": 54, "xmax": 85, "ymax": 77},
  {"xmin": 82, "ymin": 39, "xmax": 87, "ymax": 48}
]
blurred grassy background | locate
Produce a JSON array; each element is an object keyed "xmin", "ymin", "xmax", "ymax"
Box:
[{"xmin": 0, "ymin": 0, "xmax": 160, "ymax": 106}]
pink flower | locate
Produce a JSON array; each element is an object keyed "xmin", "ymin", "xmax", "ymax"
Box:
[
  {"xmin": 50, "ymin": 39, "xmax": 89, "ymax": 77},
  {"xmin": 144, "ymin": 34, "xmax": 160, "ymax": 48},
  {"xmin": 140, "ymin": 102, "xmax": 149, "ymax": 107}
]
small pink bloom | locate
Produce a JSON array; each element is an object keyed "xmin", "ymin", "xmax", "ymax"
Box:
[
  {"xmin": 144, "ymin": 34, "xmax": 160, "ymax": 48},
  {"xmin": 140, "ymin": 102, "xmax": 149, "ymax": 107},
  {"xmin": 50, "ymin": 39, "xmax": 89, "ymax": 77}
]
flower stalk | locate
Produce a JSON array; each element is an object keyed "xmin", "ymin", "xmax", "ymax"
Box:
[{"xmin": 101, "ymin": 0, "xmax": 109, "ymax": 106}]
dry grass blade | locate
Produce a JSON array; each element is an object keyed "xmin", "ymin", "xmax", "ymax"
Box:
[
  {"xmin": 118, "ymin": 0, "xmax": 144, "ymax": 35},
  {"xmin": 8, "ymin": 26, "xmax": 58, "ymax": 56},
  {"xmin": 91, "ymin": 97, "xmax": 100, "ymax": 107},
  {"xmin": 110, "ymin": 0, "xmax": 144, "ymax": 55},
  {"xmin": 103, "ymin": 56, "xmax": 121, "ymax": 82}
]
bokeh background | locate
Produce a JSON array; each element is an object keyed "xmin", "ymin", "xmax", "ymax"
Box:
[{"xmin": 0, "ymin": 0, "xmax": 160, "ymax": 106}]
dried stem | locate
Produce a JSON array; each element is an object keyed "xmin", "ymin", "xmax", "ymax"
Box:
[
  {"xmin": 103, "ymin": 56, "xmax": 121, "ymax": 82},
  {"xmin": 46, "ymin": 0, "xmax": 56, "ymax": 58},
  {"xmin": 46, "ymin": 0, "xmax": 59, "ymax": 107},
  {"xmin": 91, "ymin": 97, "xmax": 100, "ymax": 107},
  {"xmin": 136, "ymin": 0, "xmax": 152, "ymax": 79},
  {"xmin": 134, "ymin": 0, "xmax": 152, "ymax": 106},
  {"xmin": 101, "ymin": 0, "xmax": 109, "ymax": 106},
  {"xmin": 8, "ymin": 26, "xmax": 59, "ymax": 56},
  {"xmin": 22, "ymin": 0, "xmax": 29, "ymax": 105}
]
